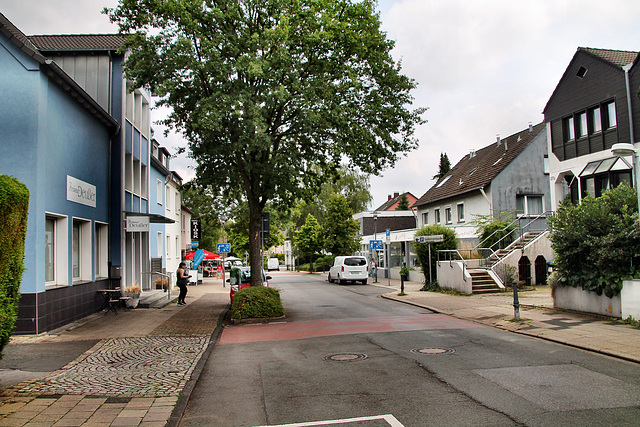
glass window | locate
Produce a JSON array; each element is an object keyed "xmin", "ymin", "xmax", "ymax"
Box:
[
  {"xmin": 606, "ymin": 102, "xmax": 617, "ymax": 129},
  {"xmin": 157, "ymin": 179, "xmax": 163, "ymax": 205},
  {"xmin": 95, "ymin": 223, "xmax": 108, "ymax": 279},
  {"xmin": 157, "ymin": 232, "xmax": 163, "ymax": 258},
  {"xmin": 577, "ymin": 112, "xmax": 587, "ymax": 138},
  {"xmin": 589, "ymin": 107, "xmax": 601, "ymax": 133},
  {"xmin": 434, "ymin": 209, "xmax": 441, "ymax": 224},
  {"xmin": 457, "ymin": 204, "xmax": 464, "ymax": 222},
  {"xmin": 72, "ymin": 221, "xmax": 81, "ymax": 279},
  {"xmin": 422, "ymin": 212, "xmax": 428, "ymax": 226},
  {"xmin": 166, "ymin": 235, "xmax": 171, "ymax": 259},
  {"xmin": 45, "ymin": 217, "xmax": 55, "ymax": 282},
  {"xmin": 516, "ymin": 195, "xmax": 543, "ymax": 216},
  {"xmin": 563, "ymin": 116, "xmax": 575, "ymax": 141},
  {"xmin": 445, "ymin": 207, "xmax": 452, "ymax": 224},
  {"xmin": 166, "ymin": 187, "xmax": 171, "ymax": 211}
]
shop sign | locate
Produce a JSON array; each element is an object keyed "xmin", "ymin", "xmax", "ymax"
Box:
[
  {"xmin": 67, "ymin": 175, "xmax": 96, "ymax": 208},
  {"xmin": 126, "ymin": 216, "xmax": 149, "ymax": 232}
]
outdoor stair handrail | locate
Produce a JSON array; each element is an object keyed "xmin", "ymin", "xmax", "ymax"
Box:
[
  {"xmin": 437, "ymin": 249, "xmax": 468, "ymax": 282},
  {"xmin": 142, "ymin": 271, "xmax": 172, "ymax": 300}
]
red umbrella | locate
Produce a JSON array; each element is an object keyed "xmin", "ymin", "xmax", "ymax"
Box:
[{"xmin": 184, "ymin": 249, "xmax": 221, "ymax": 260}]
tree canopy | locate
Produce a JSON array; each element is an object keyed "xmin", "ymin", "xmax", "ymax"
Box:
[
  {"xmin": 296, "ymin": 214, "xmax": 323, "ymax": 272},
  {"xmin": 107, "ymin": 0, "xmax": 424, "ymax": 284}
]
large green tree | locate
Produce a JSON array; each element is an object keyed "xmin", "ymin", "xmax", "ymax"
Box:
[
  {"xmin": 323, "ymin": 194, "xmax": 360, "ymax": 256},
  {"xmin": 296, "ymin": 214, "xmax": 324, "ymax": 272},
  {"xmin": 108, "ymin": 0, "xmax": 424, "ymax": 285}
]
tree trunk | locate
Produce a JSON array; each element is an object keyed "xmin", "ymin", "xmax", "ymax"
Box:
[{"xmin": 247, "ymin": 196, "xmax": 263, "ymax": 287}]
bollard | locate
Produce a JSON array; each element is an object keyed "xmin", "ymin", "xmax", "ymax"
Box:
[
  {"xmin": 513, "ymin": 279, "xmax": 520, "ymax": 320},
  {"xmin": 400, "ymin": 274, "xmax": 405, "ymax": 294}
]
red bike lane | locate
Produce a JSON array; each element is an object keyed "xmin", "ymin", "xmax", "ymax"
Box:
[{"xmin": 220, "ymin": 314, "xmax": 484, "ymax": 344}]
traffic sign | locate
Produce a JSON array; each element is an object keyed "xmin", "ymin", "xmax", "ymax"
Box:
[
  {"xmin": 415, "ymin": 235, "xmax": 444, "ymax": 243},
  {"xmin": 370, "ymin": 240, "xmax": 383, "ymax": 250},
  {"xmin": 217, "ymin": 243, "xmax": 231, "ymax": 253},
  {"xmin": 191, "ymin": 241, "xmax": 199, "ymax": 248},
  {"xmin": 386, "ymin": 228, "xmax": 391, "ymax": 237}
]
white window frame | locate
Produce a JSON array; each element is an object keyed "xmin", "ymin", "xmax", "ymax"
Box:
[
  {"xmin": 422, "ymin": 212, "xmax": 428, "ymax": 226},
  {"xmin": 166, "ymin": 187, "xmax": 171, "ymax": 211},
  {"xmin": 457, "ymin": 203, "xmax": 465, "ymax": 223},
  {"xmin": 166, "ymin": 235, "xmax": 171, "ymax": 259},
  {"xmin": 157, "ymin": 232, "xmax": 163, "ymax": 258},
  {"xmin": 175, "ymin": 236, "xmax": 179, "ymax": 258},
  {"xmin": 95, "ymin": 222, "xmax": 109, "ymax": 279},
  {"xmin": 157, "ymin": 179, "xmax": 163, "ymax": 205},
  {"xmin": 434, "ymin": 208, "xmax": 441, "ymax": 224},
  {"xmin": 445, "ymin": 207, "xmax": 452, "ymax": 224},
  {"xmin": 45, "ymin": 214, "xmax": 69, "ymax": 288},
  {"xmin": 517, "ymin": 195, "xmax": 544, "ymax": 217},
  {"xmin": 72, "ymin": 218, "xmax": 92, "ymax": 283}
]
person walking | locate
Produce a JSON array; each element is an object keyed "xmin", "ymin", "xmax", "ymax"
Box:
[{"xmin": 176, "ymin": 262, "xmax": 191, "ymax": 306}]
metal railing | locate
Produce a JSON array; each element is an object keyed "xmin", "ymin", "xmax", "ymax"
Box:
[
  {"xmin": 437, "ymin": 249, "xmax": 468, "ymax": 282},
  {"xmin": 142, "ymin": 271, "xmax": 172, "ymax": 300}
]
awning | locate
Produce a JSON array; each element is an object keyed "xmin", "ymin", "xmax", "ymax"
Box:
[{"xmin": 125, "ymin": 212, "xmax": 175, "ymax": 224}]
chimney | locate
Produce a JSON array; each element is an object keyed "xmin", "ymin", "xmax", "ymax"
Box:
[
  {"xmin": 394, "ymin": 192, "xmax": 400, "ymax": 199},
  {"xmin": 388, "ymin": 194, "xmax": 392, "ymax": 201},
  {"xmin": 496, "ymin": 134, "xmax": 501, "ymax": 146},
  {"xmin": 529, "ymin": 122, "xmax": 533, "ymax": 133}
]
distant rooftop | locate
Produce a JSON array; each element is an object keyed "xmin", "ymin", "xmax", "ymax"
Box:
[
  {"xmin": 28, "ymin": 34, "xmax": 125, "ymax": 51},
  {"xmin": 581, "ymin": 47, "xmax": 638, "ymax": 67}
]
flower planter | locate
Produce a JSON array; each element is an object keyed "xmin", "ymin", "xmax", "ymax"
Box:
[{"xmin": 124, "ymin": 292, "xmax": 141, "ymax": 309}]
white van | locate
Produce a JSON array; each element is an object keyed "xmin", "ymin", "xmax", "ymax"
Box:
[
  {"xmin": 267, "ymin": 257, "xmax": 280, "ymax": 271},
  {"xmin": 328, "ymin": 256, "xmax": 368, "ymax": 285}
]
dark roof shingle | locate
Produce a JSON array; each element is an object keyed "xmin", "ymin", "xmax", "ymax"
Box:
[
  {"xmin": 413, "ymin": 123, "xmax": 546, "ymax": 208},
  {"xmin": 581, "ymin": 47, "xmax": 638, "ymax": 67},
  {"xmin": 28, "ymin": 34, "xmax": 125, "ymax": 52}
]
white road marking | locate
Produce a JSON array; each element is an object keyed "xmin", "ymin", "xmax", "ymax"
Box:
[{"xmin": 252, "ymin": 414, "xmax": 404, "ymax": 427}]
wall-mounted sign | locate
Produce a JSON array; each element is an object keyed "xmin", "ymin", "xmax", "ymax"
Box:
[
  {"xmin": 67, "ymin": 175, "xmax": 96, "ymax": 208},
  {"xmin": 126, "ymin": 216, "xmax": 150, "ymax": 232},
  {"xmin": 191, "ymin": 219, "xmax": 201, "ymax": 240}
]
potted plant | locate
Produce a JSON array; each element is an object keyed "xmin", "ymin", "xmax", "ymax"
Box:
[
  {"xmin": 124, "ymin": 284, "xmax": 141, "ymax": 308},
  {"xmin": 400, "ymin": 265, "xmax": 409, "ymax": 281}
]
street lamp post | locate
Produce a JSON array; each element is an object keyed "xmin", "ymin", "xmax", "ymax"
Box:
[
  {"xmin": 373, "ymin": 212, "xmax": 378, "ymax": 283},
  {"xmin": 611, "ymin": 142, "xmax": 640, "ymax": 227}
]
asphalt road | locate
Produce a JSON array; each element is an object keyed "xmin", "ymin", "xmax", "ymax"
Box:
[{"xmin": 180, "ymin": 272, "xmax": 640, "ymax": 427}]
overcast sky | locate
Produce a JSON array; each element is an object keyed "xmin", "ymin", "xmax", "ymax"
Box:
[{"xmin": 3, "ymin": 0, "xmax": 640, "ymax": 210}]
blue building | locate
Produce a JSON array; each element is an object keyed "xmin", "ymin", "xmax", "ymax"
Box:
[
  {"xmin": 0, "ymin": 14, "xmax": 119, "ymax": 333},
  {"xmin": 0, "ymin": 13, "xmax": 178, "ymax": 333}
]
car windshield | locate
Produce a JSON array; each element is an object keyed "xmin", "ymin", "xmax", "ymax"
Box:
[
  {"xmin": 240, "ymin": 269, "xmax": 251, "ymax": 284},
  {"xmin": 344, "ymin": 257, "xmax": 366, "ymax": 266}
]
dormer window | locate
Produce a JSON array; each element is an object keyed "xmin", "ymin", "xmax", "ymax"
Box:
[{"xmin": 436, "ymin": 175, "xmax": 451, "ymax": 188}]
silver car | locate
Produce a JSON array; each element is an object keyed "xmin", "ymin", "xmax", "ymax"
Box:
[{"xmin": 328, "ymin": 256, "xmax": 368, "ymax": 285}]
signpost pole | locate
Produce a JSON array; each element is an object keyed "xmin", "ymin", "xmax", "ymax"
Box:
[{"xmin": 428, "ymin": 244, "xmax": 432, "ymax": 285}]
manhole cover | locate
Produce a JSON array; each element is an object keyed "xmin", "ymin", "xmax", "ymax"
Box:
[
  {"xmin": 411, "ymin": 347, "xmax": 455, "ymax": 355},
  {"xmin": 323, "ymin": 353, "xmax": 368, "ymax": 362}
]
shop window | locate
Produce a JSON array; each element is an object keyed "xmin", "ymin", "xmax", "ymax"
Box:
[
  {"xmin": 45, "ymin": 214, "xmax": 68, "ymax": 288},
  {"xmin": 72, "ymin": 219, "xmax": 92, "ymax": 282},
  {"xmin": 95, "ymin": 223, "xmax": 108, "ymax": 279}
]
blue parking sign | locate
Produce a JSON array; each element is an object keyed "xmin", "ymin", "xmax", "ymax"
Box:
[{"xmin": 217, "ymin": 243, "xmax": 231, "ymax": 253}]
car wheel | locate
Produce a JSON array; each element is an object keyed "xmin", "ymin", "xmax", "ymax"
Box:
[
  {"xmin": 361, "ymin": 279, "xmax": 367, "ymax": 285},
  {"xmin": 328, "ymin": 273, "xmax": 333, "ymax": 283},
  {"xmin": 338, "ymin": 276, "xmax": 345, "ymax": 285}
]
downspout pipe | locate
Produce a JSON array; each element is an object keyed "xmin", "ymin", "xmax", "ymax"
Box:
[
  {"xmin": 479, "ymin": 186, "xmax": 492, "ymax": 211},
  {"xmin": 623, "ymin": 63, "xmax": 635, "ymax": 145}
]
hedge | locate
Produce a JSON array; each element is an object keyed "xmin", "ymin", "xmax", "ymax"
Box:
[
  {"xmin": 230, "ymin": 286, "xmax": 284, "ymax": 320},
  {"xmin": 0, "ymin": 175, "xmax": 29, "ymax": 356}
]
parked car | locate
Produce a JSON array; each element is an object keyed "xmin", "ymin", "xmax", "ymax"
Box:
[
  {"xmin": 328, "ymin": 256, "xmax": 368, "ymax": 285},
  {"xmin": 228, "ymin": 266, "xmax": 272, "ymax": 302},
  {"xmin": 267, "ymin": 257, "xmax": 280, "ymax": 271}
]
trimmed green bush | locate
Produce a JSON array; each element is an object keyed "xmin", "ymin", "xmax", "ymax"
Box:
[
  {"xmin": 548, "ymin": 184, "xmax": 640, "ymax": 298},
  {"xmin": 0, "ymin": 175, "xmax": 29, "ymax": 356},
  {"xmin": 414, "ymin": 225, "xmax": 458, "ymax": 286},
  {"xmin": 230, "ymin": 286, "xmax": 284, "ymax": 320}
]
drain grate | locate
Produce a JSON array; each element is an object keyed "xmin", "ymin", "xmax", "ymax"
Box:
[
  {"xmin": 323, "ymin": 353, "xmax": 368, "ymax": 362},
  {"xmin": 411, "ymin": 347, "xmax": 455, "ymax": 355}
]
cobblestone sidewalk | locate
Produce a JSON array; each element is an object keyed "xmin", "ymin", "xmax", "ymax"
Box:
[{"xmin": 0, "ymin": 282, "xmax": 228, "ymax": 426}]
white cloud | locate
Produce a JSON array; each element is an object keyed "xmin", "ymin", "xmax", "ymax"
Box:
[{"xmin": 3, "ymin": 0, "xmax": 640, "ymax": 210}]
